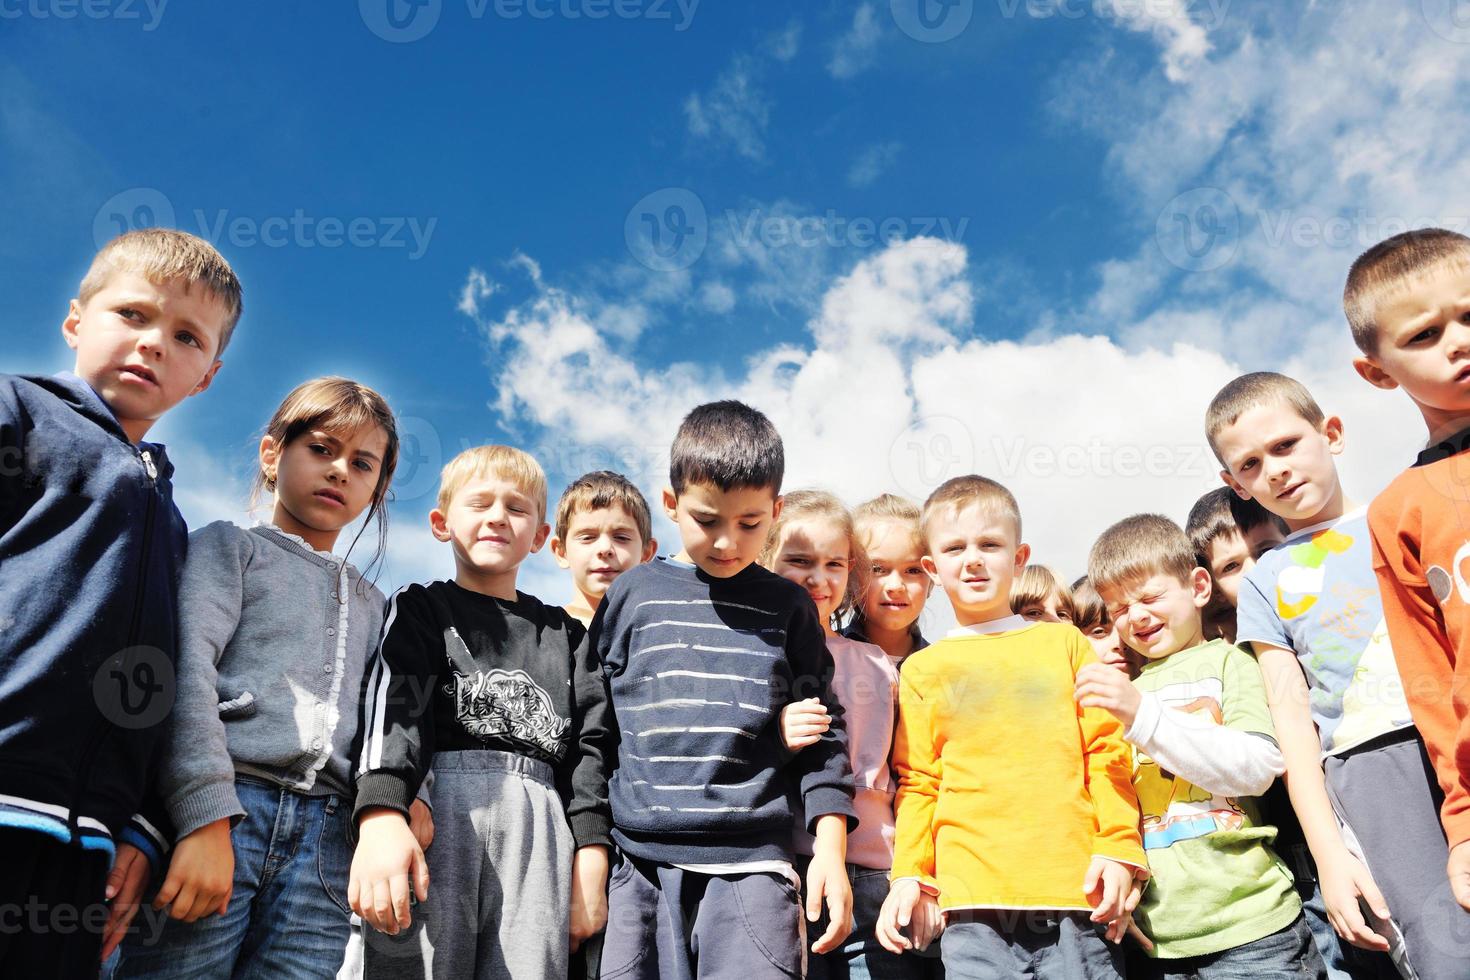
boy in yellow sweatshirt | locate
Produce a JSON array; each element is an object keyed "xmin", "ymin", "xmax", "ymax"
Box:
[{"xmin": 876, "ymin": 475, "xmax": 1148, "ymax": 979}]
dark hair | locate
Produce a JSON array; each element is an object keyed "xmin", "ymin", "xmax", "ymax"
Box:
[
  {"xmin": 669, "ymin": 400, "xmax": 784, "ymax": 496},
  {"xmin": 1186, "ymin": 486, "xmax": 1287, "ymax": 563},
  {"xmin": 555, "ymin": 470, "xmax": 653, "ymax": 544},
  {"xmin": 1204, "ymin": 372, "xmax": 1325, "ymax": 467}
]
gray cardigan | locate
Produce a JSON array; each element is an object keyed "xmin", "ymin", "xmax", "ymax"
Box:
[{"xmin": 162, "ymin": 522, "xmax": 386, "ymax": 840}]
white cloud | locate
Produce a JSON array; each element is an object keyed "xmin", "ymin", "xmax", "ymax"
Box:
[
  {"xmin": 1097, "ymin": 0, "xmax": 1212, "ymax": 82},
  {"xmin": 847, "ymin": 142, "xmax": 903, "ymax": 188},
  {"xmin": 684, "ymin": 54, "xmax": 771, "ymax": 162},
  {"xmin": 766, "ymin": 20, "xmax": 802, "ymax": 62},
  {"xmin": 457, "ymin": 267, "xmax": 498, "ymax": 318},
  {"xmin": 698, "ymin": 280, "xmax": 737, "ymax": 314},
  {"xmin": 828, "ymin": 2, "xmax": 884, "ymax": 79}
]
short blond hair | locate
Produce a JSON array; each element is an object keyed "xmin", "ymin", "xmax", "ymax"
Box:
[
  {"xmin": 759, "ymin": 489, "xmax": 870, "ymax": 622},
  {"xmin": 554, "ymin": 470, "xmax": 653, "ymax": 544},
  {"xmin": 437, "ymin": 445, "xmax": 547, "ymax": 521},
  {"xmin": 920, "ymin": 475, "xmax": 1022, "ymax": 544},
  {"xmin": 1089, "ymin": 513, "xmax": 1198, "ymax": 595},
  {"xmin": 1204, "ymin": 372, "xmax": 1325, "ymax": 466},
  {"xmin": 80, "ymin": 229, "xmax": 243, "ymax": 355},
  {"xmin": 1010, "ymin": 565, "xmax": 1076, "ymax": 620},
  {"xmin": 1344, "ymin": 228, "xmax": 1470, "ymax": 354},
  {"xmin": 853, "ymin": 493, "xmax": 923, "ymax": 555}
]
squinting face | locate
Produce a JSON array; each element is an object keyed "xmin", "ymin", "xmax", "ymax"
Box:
[
  {"xmin": 861, "ymin": 520, "xmax": 930, "ymax": 634},
  {"xmin": 663, "ymin": 482, "xmax": 780, "ymax": 578},
  {"xmin": 62, "ymin": 272, "xmax": 229, "ymax": 441},
  {"xmin": 553, "ymin": 505, "xmax": 653, "ymax": 602},
  {"xmin": 768, "ymin": 518, "xmax": 852, "ymax": 632},
  {"xmin": 1098, "ymin": 571, "xmax": 1210, "ymax": 661},
  {"xmin": 1358, "ymin": 262, "xmax": 1470, "ymax": 434},
  {"xmin": 922, "ymin": 503, "xmax": 1028, "ymax": 623},
  {"xmin": 1204, "ymin": 524, "xmax": 1286, "ymax": 608},
  {"xmin": 1017, "ymin": 591, "xmax": 1073, "ymax": 624},
  {"xmin": 1215, "ymin": 402, "xmax": 1345, "ymax": 529},
  {"xmin": 434, "ymin": 476, "xmax": 549, "ymax": 575}
]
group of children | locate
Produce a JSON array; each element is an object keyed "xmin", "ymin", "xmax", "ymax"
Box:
[{"xmin": 4, "ymin": 225, "xmax": 1470, "ymax": 979}]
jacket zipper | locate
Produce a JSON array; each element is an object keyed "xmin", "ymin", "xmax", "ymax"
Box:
[{"xmin": 69, "ymin": 446, "xmax": 158, "ymax": 842}]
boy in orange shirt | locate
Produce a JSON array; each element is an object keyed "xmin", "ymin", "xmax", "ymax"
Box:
[
  {"xmin": 876, "ymin": 475, "xmax": 1147, "ymax": 978},
  {"xmin": 1349, "ymin": 227, "xmax": 1470, "ymax": 912}
]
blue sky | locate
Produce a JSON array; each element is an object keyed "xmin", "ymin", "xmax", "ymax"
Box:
[{"xmin": 3, "ymin": 0, "xmax": 1465, "ymax": 619}]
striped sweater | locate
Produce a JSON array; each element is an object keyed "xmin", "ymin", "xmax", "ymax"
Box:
[{"xmin": 594, "ymin": 557, "xmax": 856, "ymax": 864}]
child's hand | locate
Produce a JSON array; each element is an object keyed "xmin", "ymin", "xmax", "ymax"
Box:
[
  {"xmin": 569, "ymin": 845, "xmax": 610, "ymax": 953},
  {"xmin": 780, "ymin": 697, "xmax": 830, "ymax": 751},
  {"xmin": 99, "ymin": 843, "xmax": 151, "ymax": 960},
  {"xmin": 408, "ymin": 798, "xmax": 435, "ymax": 851},
  {"xmin": 1450, "ymin": 840, "xmax": 1470, "ymax": 912},
  {"xmin": 1102, "ymin": 876, "xmax": 1152, "ymax": 949},
  {"xmin": 1318, "ymin": 849, "xmax": 1391, "ymax": 951},
  {"xmin": 1074, "ymin": 664, "xmax": 1142, "ymax": 727},
  {"xmin": 876, "ymin": 879, "xmax": 941, "ymax": 954},
  {"xmin": 1083, "ymin": 857, "xmax": 1133, "ymax": 925},
  {"xmin": 154, "ymin": 818, "xmax": 234, "ymax": 923},
  {"xmin": 805, "ymin": 847, "xmax": 853, "ymax": 954},
  {"xmin": 350, "ymin": 808, "xmax": 430, "ymax": 936}
]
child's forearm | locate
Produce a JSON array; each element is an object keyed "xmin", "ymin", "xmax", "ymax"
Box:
[
  {"xmin": 812, "ymin": 813, "xmax": 848, "ymax": 863},
  {"xmin": 1128, "ymin": 694, "xmax": 1284, "ymax": 797}
]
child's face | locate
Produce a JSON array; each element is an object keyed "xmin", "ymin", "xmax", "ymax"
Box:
[
  {"xmin": 433, "ymin": 475, "xmax": 549, "ymax": 575},
  {"xmin": 1081, "ymin": 617, "xmax": 1129, "ymax": 672},
  {"xmin": 62, "ymin": 272, "xmax": 229, "ymax": 442},
  {"xmin": 861, "ymin": 520, "xmax": 930, "ymax": 634},
  {"xmin": 1017, "ymin": 590, "xmax": 1073, "ymax": 625},
  {"xmin": 1098, "ymin": 570, "xmax": 1210, "ymax": 661},
  {"xmin": 261, "ymin": 424, "xmax": 388, "ymax": 549},
  {"xmin": 1215, "ymin": 402, "xmax": 1345, "ymax": 529},
  {"xmin": 1204, "ymin": 524, "xmax": 1286, "ymax": 608},
  {"xmin": 550, "ymin": 504, "xmax": 655, "ymax": 603},
  {"xmin": 768, "ymin": 518, "xmax": 851, "ymax": 632},
  {"xmin": 1354, "ymin": 261, "xmax": 1470, "ymax": 434},
  {"xmin": 662, "ymin": 481, "xmax": 780, "ymax": 579},
  {"xmin": 922, "ymin": 503, "xmax": 1029, "ymax": 624}
]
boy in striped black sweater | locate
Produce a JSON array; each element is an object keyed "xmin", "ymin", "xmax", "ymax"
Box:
[{"xmin": 595, "ymin": 401, "xmax": 857, "ymax": 980}]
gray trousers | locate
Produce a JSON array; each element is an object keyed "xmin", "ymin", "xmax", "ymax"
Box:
[
  {"xmin": 600, "ymin": 855, "xmax": 804, "ymax": 979},
  {"xmin": 1325, "ymin": 730, "xmax": 1470, "ymax": 980},
  {"xmin": 360, "ymin": 750, "xmax": 574, "ymax": 980}
]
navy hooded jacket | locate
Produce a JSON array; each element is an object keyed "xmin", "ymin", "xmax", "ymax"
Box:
[{"xmin": 0, "ymin": 372, "xmax": 186, "ymax": 861}]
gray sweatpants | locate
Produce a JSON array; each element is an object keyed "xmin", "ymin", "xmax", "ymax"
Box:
[
  {"xmin": 360, "ymin": 750, "xmax": 574, "ymax": 980},
  {"xmin": 1324, "ymin": 730, "xmax": 1470, "ymax": 980}
]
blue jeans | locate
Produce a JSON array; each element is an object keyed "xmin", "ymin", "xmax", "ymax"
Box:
[
  {"xmin": 1139, "ymin": 914, "xmax": 1325, "ymax": 980},
  {"xmin": 798, "ymin": 862, "xmax": 940, "ymax": 980},
  {"xmin": 941, "ymin": 909, "xmax": 1121, "ymax": 980},
  {"xmin": 110, "ymin": 776, "xmax": 353, "ymax": 980}
]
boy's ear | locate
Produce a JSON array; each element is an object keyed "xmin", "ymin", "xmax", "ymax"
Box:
[
  {"xmin": 920, "ymin": 554, "xmax": 941, "ymax": 586},
  {"xmin": 1321, "ymin": 414, "xmax": 1346, "ymax": 455},
  {"xmin": 428, "ymin": 508, "xmax": 452, "ymax": 542},
  {"xmin": 1353, "ymin": 355, "xmax": 1400, "ymax": 392},
  {"xmin": 1189, "ymin": 566, "xmax": 1214, "ymax": 609},
  {"xmin": 1012, "ymin": 542, "xmax": 1032, "ymax": 574},
  {"xmin": 662, "ymin": 487, "xmax": 678, "ymax": 522},
  {"xmin": 770, "ymin": 494, "xmax": 783, "ymax": 523},
  {"xmin": 529, "ymin": 522, "xmax": 551, "ymax": 554},
  {"xmin": 549, "ymin": 536, "xmax": 570, "ymax": 568},
  {"xmin": 641, "ymin": 537, "xmax": 658, "ymax": 563},
  {"xmin": 61, "ymin": 299, "xmax": 83, "ymax": 350},
  {"xmin": 188, "ymin": 359, "xmax": 223, "ymax": 399},
  {"xmin": 1219, "ymin": 469, "xmax": 1250, "ymax": 500}
]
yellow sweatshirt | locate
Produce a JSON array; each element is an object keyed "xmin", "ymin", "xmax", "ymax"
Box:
[{"xmin": 891, "ymin": 617, "xmax": 1147, "ymax": 911}]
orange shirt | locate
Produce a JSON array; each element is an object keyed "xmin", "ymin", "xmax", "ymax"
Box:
[
  {"xmin": 891, "ymin": 617, "xmax": 1147, "ymax": 911},
  {"xmin": 1369, "ymin": 435, "xmax": 1470, "ymax": 846}
]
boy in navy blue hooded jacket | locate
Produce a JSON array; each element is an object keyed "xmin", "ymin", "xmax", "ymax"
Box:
[{"xmin": 0, "ymin": 229, "xmax": 241, "ymax": 977}]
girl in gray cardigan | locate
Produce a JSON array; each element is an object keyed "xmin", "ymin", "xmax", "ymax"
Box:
[{"xmin": 112, "ymin": 377, "xmax": 401, "ymax": 980}]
